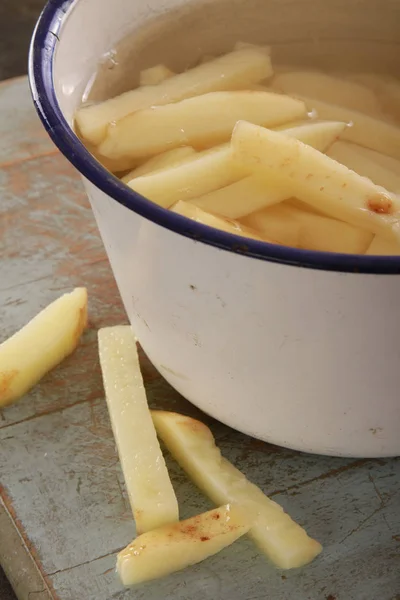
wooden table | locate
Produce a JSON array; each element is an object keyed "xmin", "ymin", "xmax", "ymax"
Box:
[{"xmin": 0, "ymin": 76, "xmax": 399, "ymax": 600}]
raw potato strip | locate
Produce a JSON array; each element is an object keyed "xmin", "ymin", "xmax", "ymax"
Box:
[
  {"xmin": 75, "ymin": 46, "xmax": 273, "ymax": 145},
  {"xmin": 348, "ymin": 72, "xmax": 387, "ymax": 91},
  {"xmin": 294, "ymin": 95, "xmax": 400, "ymax": 160},
  {"xmin": 328, "ymin": 141, "xmax": 400, "ymax": 193},
  {"xmin": 0, "ymin": 288, "xmax": 87, "ymax": 408},
  {"xmin": 287, "ymin": 197, "xmax": 326, "ymax": 216},
  {"xmin": 191, "ymin": 120, "xmax": 346, "ymax": 219},
  {"xmin": 276, "ymin": 120, "xmax": 345, "ymax": 147},
  {"xmin": 241, "ymin": 203, "xmax": 301, "ymax": 247},
  {"xmin": 191, "ymin": 174, "xmax": 287, "ymax": 219},
  {"xmin": 366, "ymin": 236, "xmax": 400, "ymax": 255},
  {"xmin": 338, "ymin": 143, "xmax": 400, "ymax": 176},
  {"xmin": 232, "ymin": 121, "xmax": 400, "ymax": 242},
  {"xmin": 122, "ymin": 147, "xmax": 197, "ymax": 182},
  {"xmin": 234, "ymin": 41, "xmax": 270, "ymax": 52},
  {"xmin": 129, "ymin": 145, "xmax": 248, "ymax": 208},
  {"xmin": 74, "ymin": 122, "xmax": 140, "ymax": 173},
  {"xmin": 83, "ymin": 140, "xmax": 140, "ymax": 174},
  {"xmin": 98, "ymin": 326, "xmax": 178, "ymax": 533},
  {"xmin": 242, "ymin": 203, "xmax": 373, "ymax": 253},
  {"xmin": 139, "ymin": 64, "xmax": 175, "ymax": 86},
  {"xmin": 128, "ymin": 120, "xmax": 342, "ymax": 212},
  {"xmin": 117, "ymin": 504, "xmax": 250, "ymax": 586},
  {"xmin": 249, "ymin": 84, "xmax": 271, "ymax": 91},
  {"xmin": 349, "ymin": 73, "xmax": 400, "ymax": 121},
  {"xmin": 375, "ymin": 78, "xmax": 400, "ymax": 122},
  {"xmin": 171, "ymin": 201, "xmax": 266, "ymax": 241},
  {"xmin": 152, "ymin": 411, "xmax": 322, "ymax": 569},
  {"xmin": 200, "ymin": 54, "xmax": 216, "ymax": 64},
  {"xmin": 99, "ymin": 91, "xmax": 306, "ymax": 160},
  {"xmin": 272, "ymin": 71, "xmax": 381, "ymax": 115}
]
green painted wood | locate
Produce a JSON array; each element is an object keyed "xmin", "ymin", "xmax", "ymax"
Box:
[{"xmin": 0, "ymin": 77, "xmax": 399, "ymax": 600}]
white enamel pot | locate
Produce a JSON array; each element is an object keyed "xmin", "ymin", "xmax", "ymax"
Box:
[{"xmin": 29, "ymin": 0, "xmax": 400, "ymax": 457}]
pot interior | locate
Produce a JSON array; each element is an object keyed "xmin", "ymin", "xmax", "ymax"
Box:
[
  {"xmin": 88, "ymin": 0, "xmax": 400, "ymax": 102},
  {"xmin": 54, "ymin": 0, "xmax": 400, "ymax": 119}
]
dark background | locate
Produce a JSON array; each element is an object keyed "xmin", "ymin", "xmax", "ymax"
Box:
[
  {"xmin": 1, "ymin": 2, "xmax": 47, "ymax": 597},
  {"xmin": 0, "ymin": 0, "xmax": 46, "ymax": 79}
]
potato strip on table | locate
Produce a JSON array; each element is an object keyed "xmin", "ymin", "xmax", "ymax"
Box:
[{"xmin": 98, "ymin": 326, "xmax": 179, "ymax": 533}]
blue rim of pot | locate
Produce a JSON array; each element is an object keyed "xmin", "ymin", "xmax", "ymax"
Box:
[{"xmin": 28, "ymin": 0, "xmax": 400, "ymax": 274}]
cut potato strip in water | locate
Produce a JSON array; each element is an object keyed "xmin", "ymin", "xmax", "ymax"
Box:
[
  {"xmin": 234, "ymin": 41, "xmax": 270, "ymax": 53},
  {"xmin": 347, "ymin": 72, "xmax": 386, "ymax": 91},
  {"xmin": 122, "ymin": 146, "xmax": 197, "ymax": 182},
  {"xmin": 0, "ymin": 288, "xmax": 87, "ymax": 408},
  {"xmin": 241, "ymin": 204, "xmax": 301, "ymax": 247},
  {"xmin": 98, "ymin": 326, "xmax": 178, "ymax": 533},
  {"xmin": 248, "ymin": 84, "xmax": 271, "ymax": 91},
  {"xmin": 348, "ymin": 73, "xmax": 400, "ymax": 122},
  {"xmin": 139, "ymin": 64, "xmax": 175, "ymax": 86},
  {"xmin": 191, "ymin": 174, "xmax": 288, "ymax": 219},
  {"xmin": 171, "ymin": 200, "xmax": 265, "ymax": 241},
  {"xmin": 375, "ymin": 79, "xmax": 400, "ymax": 123},
  {"xmin": 242, "ymin": 203, "xmax": 372, "ymax": 253},
  {"xmin": 76, "ymin": 46, "xmax": 273, "ymax": 145},
  {"xmin": 83, "ymin": 139, "xmax": 140, "ymax": 173},
  {"xmin": 199, "ymin": 54, "xmax": 216, "ymax": 64},
  {"xmin": 345, "ymin": 144, "xmax": 400, "ymax": 174},
  {"xmin": 286, "ymin": 197, "xmax": 326, "ymax": 216},
  {"xmin": 366, "ymin": 236, "xmax": 400, "ymax": 255},
  {"xmin": 128, "ymin": 145, "xmax": 248, "ymax": 208},
  {"xmin": 117, "ymin": 504, "xmax": 250, "ymax": 586},
  {"xmin": 278, "ymin": 120, "xmax": 345, "ymax": 148},
  {"xmin": 272, "ymin": 71, "xmax": 381, "ymax": 116},
  {"xmin": 328, "ymin": 141, "xmax": 400, "ymax": 193},
  {"xmin": 232, "ymin": 121, "xmax": 400, "ymax": 242},
  {"xmin": 74, "ymin": 120, "xmax": 141, "ymax": 173},
  {"xmin": 152, "ymin": 411, "xmax": 322, "ymax": 569},
  {"xmin": 294, "ymin": 96, "xmax": 400, "ymax": 160},
  {"xmin": 191, "ymin": 120, "xmax": 346, "ymax": 219},
  {"xmin": 99, "ymin": 91, "xmax": 306, "ymax": 160}
]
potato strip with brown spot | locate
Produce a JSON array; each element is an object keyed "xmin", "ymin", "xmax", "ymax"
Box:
[
  {"xmin": 231, "ymin": 121, "xmax": 400, "ymax": 241},
  {"xmin": 117, "ymin": 504, "xmax": 250, "ymax": 586}
]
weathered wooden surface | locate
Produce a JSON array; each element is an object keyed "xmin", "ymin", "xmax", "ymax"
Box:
[{"xmin": 0, "ymin": 76, "xmax": 399, "ymax": 600}]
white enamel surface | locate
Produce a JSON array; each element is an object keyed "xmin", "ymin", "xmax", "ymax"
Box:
[
  {"xmin": 84, "ymin": 181, "xmax": 400, "ymax": 457},
  {"xmin": 53, "ymin": 0, "xmax": 400, "ymax": 456}
]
